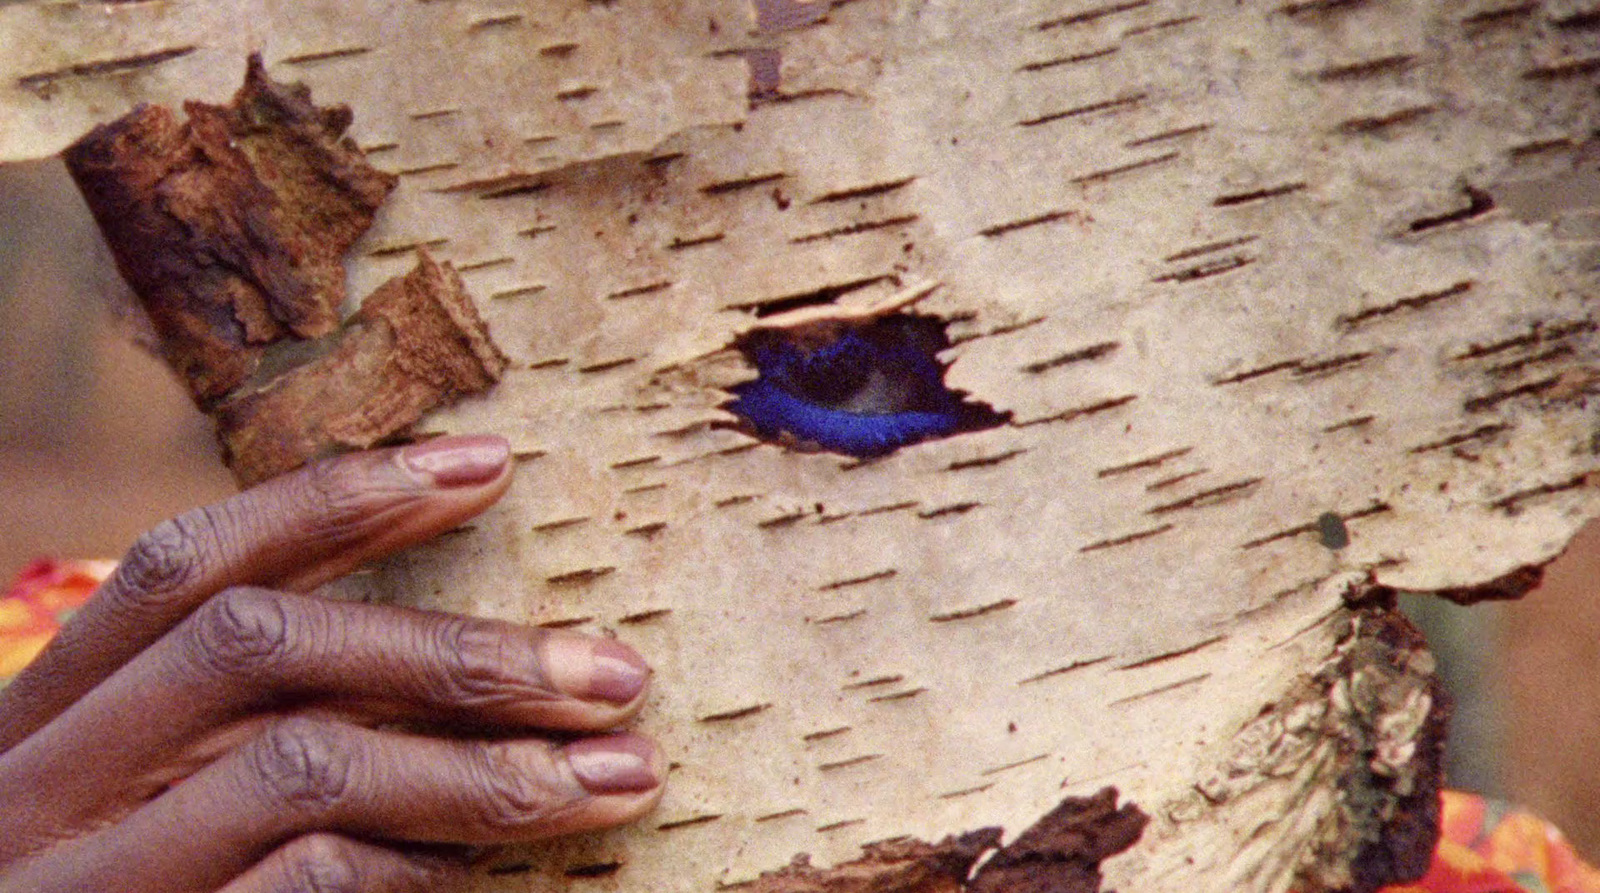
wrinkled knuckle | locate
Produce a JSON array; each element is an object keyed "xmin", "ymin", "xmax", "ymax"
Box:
[
  {"xmin": 111, "ymin": 514, "xmax": 211, "ymax": 606},
  {"xmin": 248, "ymin": 719, "xmax": 357, "ymax": 814},
  {"xmin": 186, "ymin": 588, "xmax": 292, "ymax": 679},
  {"xmin": 464, "ymin": 742, "xmax": 572, "ymax": 831},
  {"xmin": 293, "ymin": 455, "xmax": 398, "ymax": 541},
  {"xmin": 275, "ymin": 835, "xmax": 364, "ymax": 893},
  {"xmin": 430, "ymin": 619, "xmax": 533, "ymax": 707}
]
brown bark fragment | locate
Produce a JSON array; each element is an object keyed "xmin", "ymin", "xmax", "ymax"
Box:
[
  {"xmin": 215, "ymin": 251, "xmax": 507, "ymax": 485},
  {"xmin": 735, "ymin": 789, "xmax": 1146, "ymax": 893},
  {"xmin": 1344, "ymin": 612, "xmax": 1449, "ymax": 893},
  {"xmin": 739, "ymin": 829, "xmax": 1001, "ymax": 893},
  {"xmin": 968, "ymin": 788, "xmax": 1149, "ymax": 893},
  {"xmin": 62, "ymin": 54, "xmax": 396, "ymax": 405},
  {"xmin": 62, "ymin": 56, "xmax": 501, "ymax": 486}
]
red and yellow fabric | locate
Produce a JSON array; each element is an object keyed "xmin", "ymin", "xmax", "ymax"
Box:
[
  {"xmin": 1385, "ymin": 790, "xmax": 1600, "ymax": 893},
  {"xmin": 3, "ymin": 560, "xmax": 1600, "ymax": 892},
  {"xmin": 0, "ymin": 558, "xmax": 112, "ymax": 682}
]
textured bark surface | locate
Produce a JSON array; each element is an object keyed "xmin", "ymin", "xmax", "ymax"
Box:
[{"xmin": 6, "ymin": 2, "xmax": 1600, "ymax": 891}]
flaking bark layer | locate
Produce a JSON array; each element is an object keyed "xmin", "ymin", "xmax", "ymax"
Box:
[
  {"xmin": 736, "ymin": 788, "xmax": 1144, "ymax": 893},
  {"xmin": 63, "ymin": 54, "xmax": 396, "ymax": 405},
  {"xmin": 968, "ymin": 788, "xmax": 1149, "ymax": 893},
  {"xmin": 215, "ymin": 251, "xmax": 508, "ymax": 484},
  {"xmin": 62, "ymin": 56, "xmax": 504, "ymax": 485},
  {"xmin": 739, "ymin": 829, "xmax": 1002, "ymax": 893}
]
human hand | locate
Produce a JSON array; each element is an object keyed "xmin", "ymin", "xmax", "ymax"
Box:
[{"xmin": 0, "ymin": 435, "xmax": 662, "ymax": 892}]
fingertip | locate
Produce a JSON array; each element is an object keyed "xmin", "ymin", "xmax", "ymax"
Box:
[{"xmin": 272, "ymin": 436, "xmax": 514, "ymax": 591}]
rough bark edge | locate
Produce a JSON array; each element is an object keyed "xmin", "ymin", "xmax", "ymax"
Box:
[
  {"xmin": 214, "ymin": 250, "xmax": 509, "ymax": 485},
  {"xmin": 1342, "ymin": 611, "xmax": 1450, "ymax": 893},
  {"xmin": 61, "ymin": 54, "xmax": 505, "ymax": 485},
  {"xmin": 968, "ymin": 787, "xmax": 1150, "ymax": 893},
  {"xmin": 1161, "ymin": 605, "xmax": 1449, "ymax": 892},
  {"xmin": 1395, "ymin": 565, "xmax": 1544, "ymax": 607},
  {"xmin": 727, "ymin": 787, "xmax": 1146, "ymax": 893},
  {"xmin": 62, "ymin": 53, "xmax": 397, "ymax": 405}
]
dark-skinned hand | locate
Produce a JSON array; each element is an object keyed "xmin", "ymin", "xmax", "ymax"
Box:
[{"xmin": 0, "ymin": 435, "xmax": 662, "ymax": 892}]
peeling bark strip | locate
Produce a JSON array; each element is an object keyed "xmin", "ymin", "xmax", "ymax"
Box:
[
  {"xmin": 1187, "ymin": 607, "xmax": 1448, "ymax": 893},
  {"xmin": 737, "ymin": 788, "xmax": 1145, "ymax": 893},
  {"xmin": 738, "ymin": 830, "xmax": 1000, "ymax": 893},
  {"xmin": 63, "ymin": 56, "xmax": 504, "ymax": 485},
  {"xmin": 63, "ymin": 54, "xmax": 397, "ymax": 405},
  {"xmin": 967, "ymin": 788, "xmax": 1149, "ymax": 893},
  {"xmin": 215, "ymin": 252, "xmax": 507, "ymax": 484},
  {"xmin": 1341, "ymin": 611, "xmax": 1450, "ymax": 893},
  {"xmin": 1384, "ymin": 564, "xmax": 1544, "ymax": 606}
]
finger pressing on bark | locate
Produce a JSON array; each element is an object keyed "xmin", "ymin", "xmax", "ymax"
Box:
[
  {"xmin": 1, "ymin": 721, "xmax": 662, "ymax": 892},
  {"xmin": 0, "ymin": 589, "xmax": 651, "ymax": 846},
  {"xmin": 0, "ymin": 435, "xmax": 511, "ymax": 753},
  {"xmin": 217, "ymin": 833, "xmax": 466, "ymax": 893}
]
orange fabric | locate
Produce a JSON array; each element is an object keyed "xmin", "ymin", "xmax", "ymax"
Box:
[
  {"xmin": 0, "ymin": 558, "xmax": 108, "ymax": 682},
  {"xmin": 1380, "ymin": 791, "xmax": 1600, "ymax": 893},
  {"xmin": 3, "ymin": 561, "xmax": 1600, "ymax": 891}
]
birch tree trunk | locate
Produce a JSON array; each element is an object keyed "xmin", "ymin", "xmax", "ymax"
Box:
[{"xmin": 5, "ymin": 1, "xmax": 1600, "ymax": 891}]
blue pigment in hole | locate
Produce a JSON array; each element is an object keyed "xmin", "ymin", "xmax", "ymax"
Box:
[{"xmin": 725, "ymin": 315, "xmax": 1007, "ymax": 457}]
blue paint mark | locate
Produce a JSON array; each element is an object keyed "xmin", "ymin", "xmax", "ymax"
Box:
[{"xmin": 726, "ymin": 316, "xmax": 1004, "ymax": 457}]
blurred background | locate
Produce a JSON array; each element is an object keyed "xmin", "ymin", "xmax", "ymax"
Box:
[{"xmin": 2, "ymin": 156, "xmax": 1598, "ymax": 855}]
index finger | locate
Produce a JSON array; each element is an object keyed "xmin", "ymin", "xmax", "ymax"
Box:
[{"xmin": 0, "ymin": 435, "xmax": 512, "ymax": 752}]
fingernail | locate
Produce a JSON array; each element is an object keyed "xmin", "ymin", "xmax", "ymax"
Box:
[
  {"xmin": 590, "ymin": 639, "xmax": 652, "ymax": 704},
  {"xmin": 399, "ymin": 435, "xmax": 510, "ymax": 487},
  {"xmin": 566, "ymin": 735, "xmax": 660, "ymax": 794},
  {"xmin": 545, "ymin": 635, "xmax": 651, "ymax": 705}
]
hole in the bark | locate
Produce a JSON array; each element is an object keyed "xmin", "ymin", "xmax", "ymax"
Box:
[{"xmin": 723, "ymin": 314, "xmax": 1009, "ymax": 458}]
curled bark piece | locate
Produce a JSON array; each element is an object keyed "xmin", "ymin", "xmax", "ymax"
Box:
[
  {"xmin": 215, "ymin": 251, "xmax": 508, "ymax": 485},
  {"xmin": 736, "ymin": 788, "xmax": 1145, "ymax": 893},
  {"xmin": 968, "ymin": 788, "xmax": 1149, "ymax": 893},
  {"xmin": 62, "ymin": 54, "xmax": 502, "ymax": 486},
  {"xmin": 1183, "ymin": 606, "xmax": 1448, "ymax": 892},
  {"xmin": 62, "ymin": 54, "xmax": 396, "ymax": 405},
  {"xmin": 741, "ymin": 828, "xmax": 1002, "ymax": 893}
]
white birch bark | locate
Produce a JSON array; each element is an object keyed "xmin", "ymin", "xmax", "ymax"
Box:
[{"xmin": 4, "ymin": 2, "xmax": 1600, "ymax": 890}]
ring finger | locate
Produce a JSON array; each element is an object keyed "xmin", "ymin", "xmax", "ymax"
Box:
[
  {"xmin": 3, "ymin": 720, "xmax": 662, "ymax": 893},
  {"xmin": 217, "ymin": 834, "xmax": 465, "ymax": 893},
  {"xmin": 0, "ymin": 588, "xmax": 651, "ymax": 849}
]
